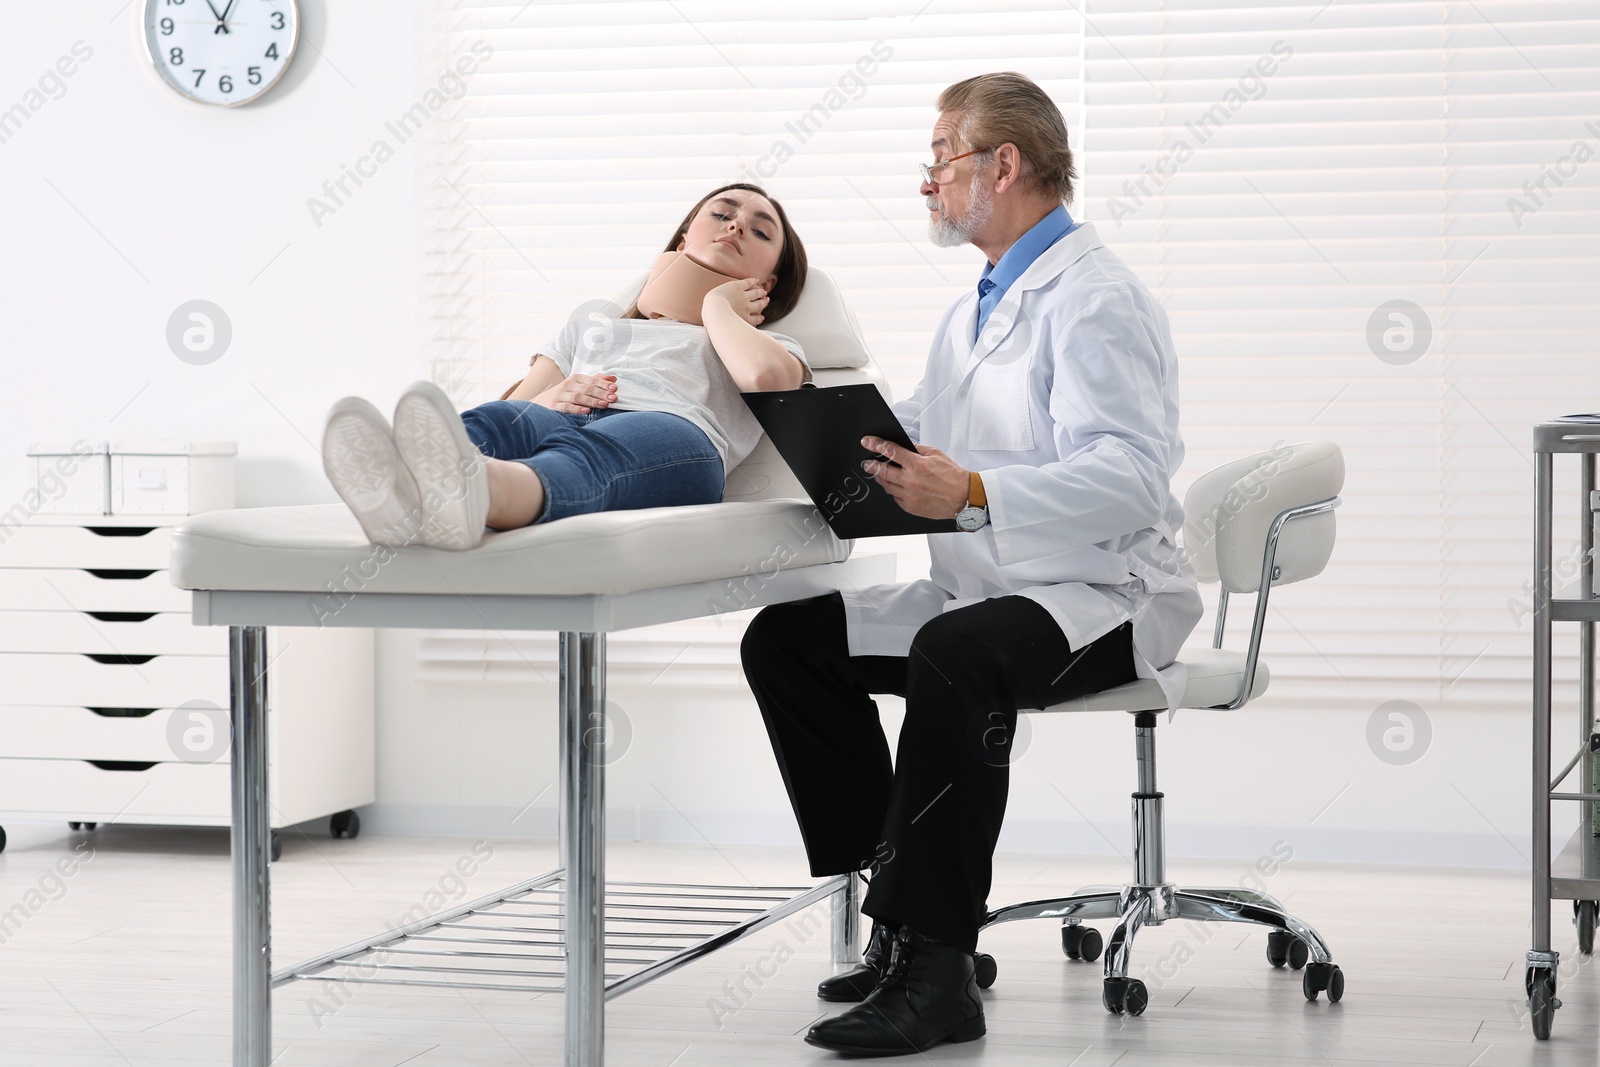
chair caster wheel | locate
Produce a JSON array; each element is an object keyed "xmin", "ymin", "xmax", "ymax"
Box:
[
  {"xmin": 0, "ymin": 825, "xmax": 6, "ymax": 853},
  {"xmin": 69, "ymin": 821, "xmax": 80, "ymax": 831},
  {"xmin": 1266, "ymin": 930, "xmax": 1309, "ymax": 969},
  {"xmin": 1302, "ymin": 962, "xmax": 1344, "ymax": 1002},
  {"xmin": 269, "ymin": 831, "xmax": 283, "ymax": 863},
  {"xmin": 1102, "ymin": 976, "xmax": 1148, "ymax": 1016},
  {"xmin": 330, "ymin": 810, "xmax": 361, "ymax": 840},
  {"xmin": 973, "ymin": 952, "xmax": 997, "ymax": 989},
  {"xmin": 83, "ymin": 822, "xmax": 97, "ymax": 831},
  {"xmin": 1062, "ymin": 923, "xmax": 1103, "ymax": 962},
  {"xmin": 1577, "ymin": 900, "xmax": 1596, "ymax": 956}
]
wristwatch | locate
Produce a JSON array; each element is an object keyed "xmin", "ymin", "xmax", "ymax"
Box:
[{"xmin": 955, "ymin": 471, "xmax": 989, "ymax": 532}]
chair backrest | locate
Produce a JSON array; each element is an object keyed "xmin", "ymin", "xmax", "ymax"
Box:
[
  {"xmin": 1182, "ymin": 441, "xmax": 1345, "ymax": 594},
  {"xmin": 606, "ymin": 266, "xmax": 890, "ymax": 503}
]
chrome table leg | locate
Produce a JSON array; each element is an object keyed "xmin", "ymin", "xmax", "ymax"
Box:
[
  {"xmin": 560, "ymin": 632, "xmax": 606, "ymax": 1067},
  {"xmin": 230, "ymin": 625, "xmax": 271, "ymax": 1067}
]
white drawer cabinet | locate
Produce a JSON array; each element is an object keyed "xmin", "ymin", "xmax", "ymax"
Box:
[{"xmin": 0, "ymin": 514, "xmax": 374, "ymax": 858}]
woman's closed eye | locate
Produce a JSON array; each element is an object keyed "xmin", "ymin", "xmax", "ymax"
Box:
[{"xmin": 710, "ymin": 212, "xmax": 771, "ymax": 241}]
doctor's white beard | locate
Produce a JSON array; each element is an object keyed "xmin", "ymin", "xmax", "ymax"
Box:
[{"xmin": 927, "ymin": 168, "xmax": 995, "ymax": 248}]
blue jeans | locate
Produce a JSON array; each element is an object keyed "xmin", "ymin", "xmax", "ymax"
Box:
[{"xmin": 460, "ymin": 401, "xmax": 724, "ymax": 524}]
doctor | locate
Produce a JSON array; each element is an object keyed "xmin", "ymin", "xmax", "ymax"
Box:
[{"xmin": 740, "ymin": 71, "xmax": 1203, "ymax": 1056}]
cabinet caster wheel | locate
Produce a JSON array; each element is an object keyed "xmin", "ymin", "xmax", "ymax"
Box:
[
  {"xmin": 269, "ymin": 831, "xmax": 283, "ymax": 863},
  {"xmin": 1102, "ymin": 977, "xmax": 1148, "ymax": 1016},
  {"xmin": 1267, "ymin": 930, "xmax": 1309, "ymax": 969},
  {"xmin": 1576, "ymin": 900, "xmax": 1596, "ymax": 956},
  {"xmin": 1062, "ymin": 923, "xmax": 1103, "ymax": 962},
  {"xmin": 68, "ymin": 821, "xmax": 81, "ymax": 831},
  {"xmin": 329, "ymin": 810, "xmax": 361, "ymax": 840},
  {"xmin": 1302, "ymin": 962, "xmax": 1344, "ymax": 1003},
  {"xmin": 1527, "ymin": 968, "xmax": 1558, "ymax": 1039},
  {"xmin": 973, "ymin": 952, "xmax": 997, "ymax": 989}
]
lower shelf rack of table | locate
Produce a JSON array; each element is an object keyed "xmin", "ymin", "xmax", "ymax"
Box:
[{"xmin": 274, "ymin": 869, "xmax": 848, "ymax": 997}]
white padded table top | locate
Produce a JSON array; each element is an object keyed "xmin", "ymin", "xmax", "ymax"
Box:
[{"xmin": 170, "ymin": 500, "xmax": 849, "ymax": 597}]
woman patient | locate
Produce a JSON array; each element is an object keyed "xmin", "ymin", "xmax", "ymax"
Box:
[{"xmin": 320, "ymin": 183, "xmax": 811, "ymax": 550}]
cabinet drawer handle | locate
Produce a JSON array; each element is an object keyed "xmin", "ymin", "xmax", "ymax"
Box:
[
  {"xmin": 87, "ymin": 760, "xmax": 157, "ymax": 772},
  {"xmin": 85, "ymin": 611, "xmax": 158, "ymax": 623},
  {"xmin": 86, "ymin": 569, "xmax": 157, "ymax": 580},
  {"xmin": 84, "ymin": 653, "xmax": 157, "ymax": 666},
  {"xmin": 87, "ymin": 707, "xmax": 158, "ymax": 718}
]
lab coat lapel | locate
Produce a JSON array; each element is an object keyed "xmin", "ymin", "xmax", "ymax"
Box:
[{"xmin": 955, "ymin": 221, "xmax": 1107, "ymax": 391}]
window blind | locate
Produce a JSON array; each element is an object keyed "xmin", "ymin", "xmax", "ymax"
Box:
[
  {"xmin": 1078, "ymin": 0, "xmax": 1600, "ymax": 711},
  {"xmin": 417, "ymin": 0, "xmax": 1598, "ymax": 714}
]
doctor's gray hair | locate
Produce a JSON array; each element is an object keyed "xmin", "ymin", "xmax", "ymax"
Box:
[{"xmin": 937, "ymin": 72, "xmax": 1076, "ymax": 205}]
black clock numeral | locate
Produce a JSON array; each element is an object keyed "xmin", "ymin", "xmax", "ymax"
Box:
[
  {"xmin": 247, "ymin": 66, "xmax": 262, "ymax": 85},
  {"xmin": 169, "ymin": 47, "xmax": 183, "ymax": 65},
  {"xmin": 166, "ymin": 0, "xmax": 185, "ymax": 5},
  {"xmin": 219, "ymin": 75, "xmax": 233, "ymax": 93},
  {"xmin": 192, "ymin": 68, "xmax": 206, "ymax": 88},
  {"xmin": 264, "ymin": 42, "xmax": 278, "ymax": 60},
  {"xmin": 270, "ymin": 11, "xmax": 285, "ymax": 29},
  {"xmin": 160, "ymin": 17, "xmax": 174, "ymax": 34}
]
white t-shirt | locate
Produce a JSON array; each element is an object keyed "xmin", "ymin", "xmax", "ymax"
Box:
[{"xmin": 539, "ymin": 316, "xmax": 812, "ymax": 474}]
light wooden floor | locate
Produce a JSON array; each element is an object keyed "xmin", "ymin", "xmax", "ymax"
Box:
[{"xmin": 0, "ymin": 821, "xmax": 1595, "ymax": 1066}]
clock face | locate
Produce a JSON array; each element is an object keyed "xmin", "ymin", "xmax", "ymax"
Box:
[{"xmin": 142, "ymin": 0, "xmax": 299, "ymax": 107}]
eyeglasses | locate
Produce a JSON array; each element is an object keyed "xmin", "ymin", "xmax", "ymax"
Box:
[{"xmin": 919, "ymin": 148, "xmax": 989, "ymax": 184}]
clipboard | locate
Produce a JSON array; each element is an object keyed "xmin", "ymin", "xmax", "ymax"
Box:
[{"xmin": 741, "ymin": 383, "xmax": 959, "ymax": 539}]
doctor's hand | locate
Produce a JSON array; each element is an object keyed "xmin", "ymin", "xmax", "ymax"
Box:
[{"xmin": 859, "ymin": 437, "xmax": 970, "ymax": 520}]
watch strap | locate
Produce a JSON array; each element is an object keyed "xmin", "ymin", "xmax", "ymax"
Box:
[{"xmin": 968, "ymin": 471, "xmax": 987, "ymax": 508}]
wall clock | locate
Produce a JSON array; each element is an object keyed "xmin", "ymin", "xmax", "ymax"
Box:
[{"xmin": 142, "ymin": 0, "xmax": 299, "ymax": 107}]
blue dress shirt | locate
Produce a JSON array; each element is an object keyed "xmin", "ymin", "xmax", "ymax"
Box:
[{"xmin": 974, "ymin": 204, "xmax": 1078, "ymax": 343}]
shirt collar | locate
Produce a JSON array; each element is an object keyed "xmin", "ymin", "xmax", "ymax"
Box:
[{"xmin": 978, "ymin": 204, "xmax": 1076, "ymax": 296}]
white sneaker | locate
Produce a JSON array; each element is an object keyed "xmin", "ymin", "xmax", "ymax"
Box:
[
  {"xmin": 392, "ymin": 380, "xmax": 490, "ymax": 551},
  {"xmin": 321, "ymin": 397, "xmax": 426, "ymax": 547}
]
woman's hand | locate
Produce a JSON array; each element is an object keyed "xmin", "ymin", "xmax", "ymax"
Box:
[
  {"xmin": 704, "ymin": 278, "xmax": 770, "ymax": 326},
  {"xmin": 536, "ymin": 372, "xmax": 618, "ymax": 414}
]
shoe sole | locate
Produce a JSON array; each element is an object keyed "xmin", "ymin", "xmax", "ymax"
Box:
[
  {"xmin": 392, "ymin": 381, "xmax": 489, "ymax": 551},
  {"xmin": 803, "ymin": 1014, "xmax": 985, "ymax": 1056},
  {"xmin": 322, "ymin": 397, "xmax": 424, "ymax": 547}
]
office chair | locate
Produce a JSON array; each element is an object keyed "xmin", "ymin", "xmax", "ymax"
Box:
[{"xmin": 974, "ymin": 440, "xmax": 1346, "ymax": 1016}]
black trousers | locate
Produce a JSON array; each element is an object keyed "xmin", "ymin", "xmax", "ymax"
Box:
[{"xmin": 740, "ymin": 591, "xmax": 1135, "ymax": 952}]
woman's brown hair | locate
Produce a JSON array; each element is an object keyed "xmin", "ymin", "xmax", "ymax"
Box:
[{"xmin": 500, "ymin": 182, "xmax": 808, "ymax": 400}]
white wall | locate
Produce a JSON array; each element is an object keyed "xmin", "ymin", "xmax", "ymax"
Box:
[{"xmin": 4, "ymin": 2, "xmax": 1566, "ymax": 871}]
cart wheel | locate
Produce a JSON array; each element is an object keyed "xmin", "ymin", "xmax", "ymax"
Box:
[
  {"xmin": 1102, "ymin": 977, "xmax": 1147, "ymax": 1016},
  {"xmin": 1302, "ymin": 962, "xmax": 1343, "ymax": 1002},
  {"xmin": 1528, "ymin": 968, "xmax": 1558, "ymax": 1039},
  {"xmin": 269, "ymin": 831, "xmax": 283, "ymax": 863},
  {"xmin": 973, "ymin": 952, "xmax": 997, "ymax": 989},
  {"xmin": 68, "ymin": 821, "xmax": 81, "ymax": 831},
  {"xmin": 1577, "ymin": 900, "xmax": 1596, "ymax": 956},
  {"xmin": 329, "ymin": 810, "xmax": 361, "ymax": 840}
]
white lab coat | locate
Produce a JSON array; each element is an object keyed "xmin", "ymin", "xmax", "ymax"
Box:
[{"xmin": 841, "ymin": 220, "xmax": 1204, "ymax": 711}]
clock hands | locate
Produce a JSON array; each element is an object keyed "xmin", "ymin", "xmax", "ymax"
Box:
[{"xmin": 204, "ymin": 0, "xmax": 238, "ymax": 34}]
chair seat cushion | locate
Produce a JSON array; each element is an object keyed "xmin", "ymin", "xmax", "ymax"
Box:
[
  {"xmin": 1036, "ymin": 647, "xmax": 1270, "ymax": 714},
  {"xmin": 170, "ymin": 500, "xmax": 848, "ymax": 597}
]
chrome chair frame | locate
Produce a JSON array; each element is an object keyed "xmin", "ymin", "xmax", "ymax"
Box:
[{"xmin": 981, "ymin": 495, "xmax": 1342, "ymax": 1008}]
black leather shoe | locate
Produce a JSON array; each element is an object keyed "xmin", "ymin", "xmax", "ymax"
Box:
[
  {"xmin": 817, "ymin": 921, "xmax": 895, "ymax": 1002},
  {"xmin": 805, "ymin": 927, "xmax": 985, "ymax": 1056}
]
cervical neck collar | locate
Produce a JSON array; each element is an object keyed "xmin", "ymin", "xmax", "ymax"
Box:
[{"xmin": 635, "ymin": 250, "xmax": 747, "ymax": 326}]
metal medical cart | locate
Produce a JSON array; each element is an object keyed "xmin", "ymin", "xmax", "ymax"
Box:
[{"xmin": 1528, "ymin": 419, "xmax": 1600, "ymax": 1039}]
